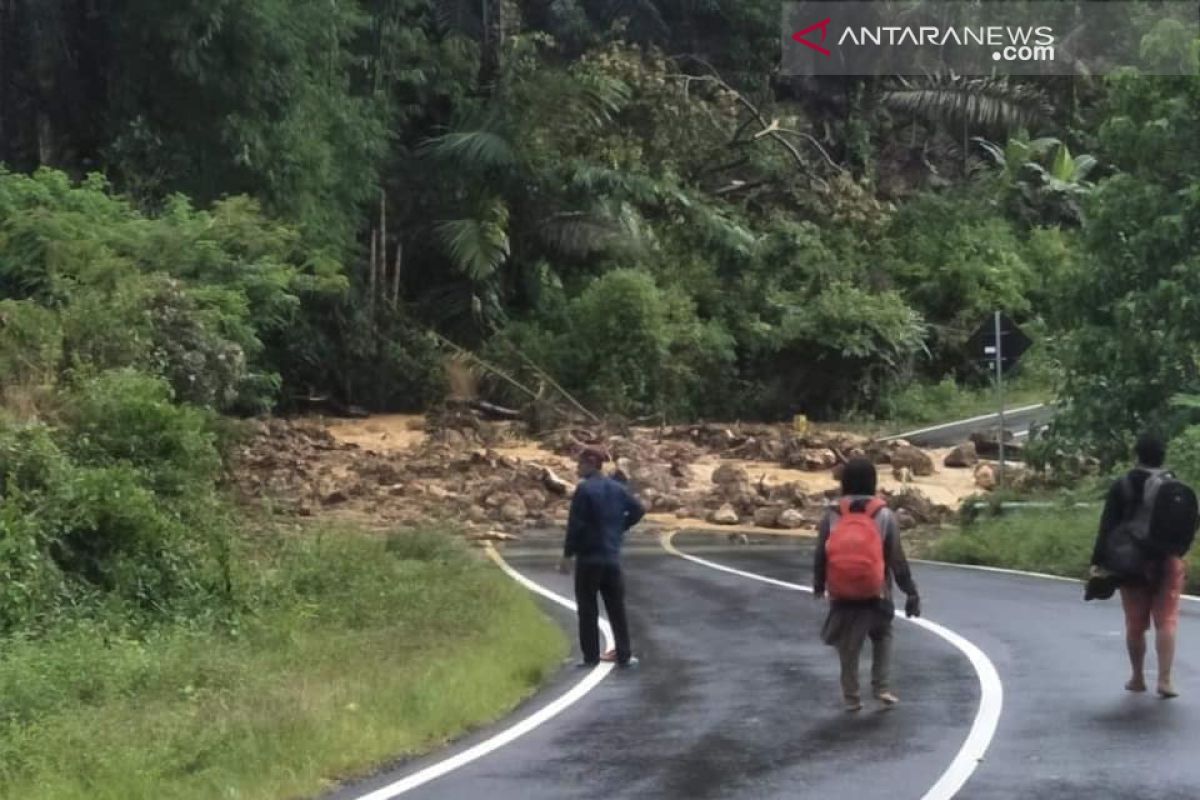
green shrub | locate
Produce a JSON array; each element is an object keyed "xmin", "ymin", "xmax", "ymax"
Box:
[
  {"xmin": 0, "ymin": 169, "xmax": 344, "ymax": 412},
  {"xmin": 62, "ymin": 370, "xmax": 220, "ymax": 497},
  {"xmin": 0, "ymin": 392, "xmax": 230, "ymax": 631}
]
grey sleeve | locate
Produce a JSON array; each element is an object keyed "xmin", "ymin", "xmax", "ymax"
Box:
[
  {"xmin": 813, "ymin": 511, "xmax": 831, "ymax": 594},
  {"xmin": 881, "ymin": 510, "xmax": 918, "ymax": 596}
]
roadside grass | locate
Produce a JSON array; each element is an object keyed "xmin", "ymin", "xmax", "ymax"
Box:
[
  {"xmin": 927, "ymin": 507, "xmax": 1200, "ymax": 593},
  {"xmin": 0, "ymin": 527, "xmax": 566, "ymax": 800},
  {"xmin": 882, "ymin": 378, "xmax": 1050, "ymax": 431}
]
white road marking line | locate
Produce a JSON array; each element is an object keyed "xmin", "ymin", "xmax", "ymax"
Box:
[
  {"xmin": 914, "ymin": 558, "xmax": 1200, "ymax": 604},
  {"xmin": 883, "ymin": 404, "xmax": 1045, "ymax": 441},
  {"xmin": 348, "ymin": 548, "xmax": 615, "ymax": 800},
  {"xmin": 663, "ymin": 533, "xmax": 1003, "ymax": 800}
]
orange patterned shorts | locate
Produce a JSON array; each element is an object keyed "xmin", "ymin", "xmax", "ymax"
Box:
[{"xmin": 1121, "ymin": 557, "xmax": 1187, "ymax": 636}]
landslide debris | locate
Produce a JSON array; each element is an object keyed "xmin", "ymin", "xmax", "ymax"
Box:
[{"xmin": 232, "ymin": 413, "xmax": 983, "ymax": 540}]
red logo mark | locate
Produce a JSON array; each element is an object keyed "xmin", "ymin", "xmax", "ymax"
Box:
[{"xmin": 792, "ymin": 18, "xmax": 832, "ymax": 56}]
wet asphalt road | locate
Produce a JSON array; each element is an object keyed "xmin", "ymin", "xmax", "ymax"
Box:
[
  {"xmin": 888, "ymin": 405, "xmax": 1055, "ymax": 448},
  {"xmin": 330, "ymin": 534, "xmax": 1200, "ymax": 800}
]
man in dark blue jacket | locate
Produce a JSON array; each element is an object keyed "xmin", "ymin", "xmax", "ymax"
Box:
[{"xmin": 559, "ymin": 446, "xmax": 645, "ymax": 668}]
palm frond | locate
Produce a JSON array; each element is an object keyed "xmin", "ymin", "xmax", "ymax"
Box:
[
  {"xmin": 431, "ymin": 0, "xmax": 483, "ymax": 37},
  {"xmin": 537, "ymin": 212, "xmax": 627, "ymax": 257},
  {"xmin": 418, "ymin": 282, "xmax": 506, "ymax": 340},
  {"xmin": 1073, "ymin": 154, "xmax": 1099, "ymax": 182},
  {"xmin": 600, "ymin": 0, "xmax": 669, "ymax": 38},
  {"xmin": 972, "ymin": 137, "xmax": 1006, "ymax": 166},
  {"xmin": 434, "ymin": 199, "xmax": 511, "ymax": 282},
  {"xmin": 564, "ymin": 163, "xmax": 670, "ymax": 206},
  {"xmin": 418, "ymin": 130, "xmax": 517, "ymax": 171},
  {"xmin": 883, "ymin": 74, "xmax": 1052, "ymax": 131}
]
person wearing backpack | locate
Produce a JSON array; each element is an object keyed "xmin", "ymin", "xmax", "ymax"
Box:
[
  {"xmin": 814, "ymin": 458, "xmax": 921, "ymax": 712},
  {"xmin": 1089, "ymin": 433, "xmax": 1198, "ymax": 698}
]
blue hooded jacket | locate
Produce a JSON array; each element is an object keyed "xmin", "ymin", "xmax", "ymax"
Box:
[{"xmin": 563, "ymin": 474, "xmax": 646, "ymax": 565}]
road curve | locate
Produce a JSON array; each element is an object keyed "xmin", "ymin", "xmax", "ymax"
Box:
[
  {"xmin": 328, "ymin": 533, "xmax": 1200, "ymax": 800},
  {"xmin": 885, "ymin": 404, "xmax": 1055, "ymax": 448}
]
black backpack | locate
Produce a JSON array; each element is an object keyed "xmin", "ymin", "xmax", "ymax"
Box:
[
  {"xmin": 1147, "ymin": 474, "xmax": 1199, "ymax": 557},
  {"xmin": 1105, "ymin": 471, "xmax": 1198, "ymax": 576}
]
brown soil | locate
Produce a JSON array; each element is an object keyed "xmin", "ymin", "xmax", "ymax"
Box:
[{"xmin": 233, "ymin": 414, "xmax": 988, "ymax": 544}]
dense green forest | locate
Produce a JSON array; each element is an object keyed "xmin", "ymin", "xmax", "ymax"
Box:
[
  {"xmin": 0, "ymin": 0, "xmax": 1197, "ymax": 619},
  {"xmin": 0, "ymin": 0, "xmax": 1120, "ymax": 420},
  {"xmin": 0, "ymin": 1, "xmax": 1193, "ymax": 430}
]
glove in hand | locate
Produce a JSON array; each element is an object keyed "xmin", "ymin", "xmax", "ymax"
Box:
[{"xmin": 905, "ymin": 593, "xmax": 921, "ymax": 618}]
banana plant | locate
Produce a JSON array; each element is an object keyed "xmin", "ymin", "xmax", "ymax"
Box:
[{"xmin": 974, "ymin": 134, "xmax": 1099, "ymax": 225}]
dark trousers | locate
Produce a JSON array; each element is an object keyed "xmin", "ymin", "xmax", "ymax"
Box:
[{"xmin": 575, "ymin": 562, "xmax": 632, "ymax": 664}]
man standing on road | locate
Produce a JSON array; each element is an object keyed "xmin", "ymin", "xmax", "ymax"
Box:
[
  {"xmin": 814, "ymin": 458, "xmax": 921, "ymax": 712},
  {"xmin": 1090, "ymin": 433, "xmax": 1188, "ymax": 698},
  {"xmin": 559, "ymin": 446, "xmax": 645, "ymax": 668}
]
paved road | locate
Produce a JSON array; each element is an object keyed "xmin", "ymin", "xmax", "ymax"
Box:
[
  {"xmin": 328, "ymin": 533, "xmax": 1200, "ymax": 800},
  {"xmin": 886, "ymin": 405, "xmax": 1056, "ymax": 448}
]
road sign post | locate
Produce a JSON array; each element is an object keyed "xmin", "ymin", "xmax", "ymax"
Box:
[
  {"xmin": 968, "ymin": 312, "xmax": 1033, "ymax": 489},
  {"xmin": 994, "ymin": 311, "xmax": 1005, "ymax": 487}
]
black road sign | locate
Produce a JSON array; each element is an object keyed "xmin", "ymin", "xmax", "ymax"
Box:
[{"xmin": 965, "ymin": 313, "xmax": 1033, "ymax": 372}]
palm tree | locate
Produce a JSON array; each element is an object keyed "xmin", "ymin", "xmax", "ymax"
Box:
[{"xmin": 883, "ymin": 73, "xmax": 1053, "ymax": 176}]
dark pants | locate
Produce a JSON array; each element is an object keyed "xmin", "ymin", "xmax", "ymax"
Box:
[{"xmin": 575, "ymin": 562, "xmax": 632, "ymax": 664}]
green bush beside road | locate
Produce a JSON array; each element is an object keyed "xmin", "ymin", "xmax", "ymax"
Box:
[
  {"xmin": 929, "ymin": 507, "xmax": 1200, "ymax": 594},
  {"xmin": 0, "ymin": 528, "xmax": 565, "ymax": 800}
]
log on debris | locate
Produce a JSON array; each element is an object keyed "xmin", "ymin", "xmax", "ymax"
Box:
[{"xmin": 468, "ymin": 399, "xmax": 523, "ymax": 421}]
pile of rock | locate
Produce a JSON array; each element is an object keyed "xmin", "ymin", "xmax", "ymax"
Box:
[
  {"xmin": 696, "ymin": 464, "xmax": 819, "ymax": 529},
  {"xmin": 233, "ymin": 418, "xmax": 578, "ymax": 536}
]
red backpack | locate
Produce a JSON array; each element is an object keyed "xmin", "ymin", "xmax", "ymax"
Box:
[{"xmin": 826, "ymin": 497, "xmax": 887, "ymax": 600}]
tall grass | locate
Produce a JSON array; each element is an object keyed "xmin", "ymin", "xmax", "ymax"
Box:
[
  {"xmin": 0, "ymin": 527, "xmax": 565, "ymax": 800},
  {"xmin": 929, "ymin": 508, "xmax": 1200, "ymax": 593}
]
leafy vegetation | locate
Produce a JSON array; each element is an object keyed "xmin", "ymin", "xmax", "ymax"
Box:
[
  {"xmin": 1045, "ymin": 73, "xmax": 1200, "ymax": 465},
  {"xmin": 0, "ymin": 528, "xmax": 564, "ymax": 799},
  {"xmin": 931, "ymin": 505, "xmax": 1200, "ymax": 594},
  {"xmin": 0, "ymin": 0, "xmax": 1197, "ymax": 791},
  {"xmin": 0, "ymin": 1, "xmax": 1106, "ymax": 421}
]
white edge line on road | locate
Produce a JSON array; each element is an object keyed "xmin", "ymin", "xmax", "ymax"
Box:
[
  {"xmin": 882, "ymin": 404, "xmax": 1045, "ymax": 441},
  {"xmin": 663, "ymin": 533, "xmax": 1003, "ymax": 800},
  {"xmin": 349, "ymin": 547, "xmax": 614, "ymax": 800},
  {"xmin": 914, "ymin": 558, "xmax": 1200, "ymax": 605}
]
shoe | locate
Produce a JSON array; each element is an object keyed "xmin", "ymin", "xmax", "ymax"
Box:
[
  {"xmin": 1158, "ymin": 682, "xmax": 1179, "ymax": 699},
  {"xmin": 618, "ymin": 656, "xmax": 640, "ymax": 669},
  {"xmin": 844, "ymin": 697, "xmax": 863, "ymax": 712},
  {"xmin": 577, "ymin": 660, "xmax": 599, "ymax": 669},
  {"xmin": 599, "ymin": 649, "xmax": 618, "ymax": 663},
  {"xmin": 876, "ymin": 691, "xmax": 900, "ymax": 707}
]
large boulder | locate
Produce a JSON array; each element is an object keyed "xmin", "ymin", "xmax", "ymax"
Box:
[
  {"xmin": 778, "ymin": 508, "xmax": 806, "ymax": 529},
  {"xmin": 724, "ymin": 485, "xmax": 763, "ymax": 516},
  {"xmin": 890, "ymin": 446, "xmax": 935, "ymax": 477},
  {"xmin": 652, "ymin": 494, "xmax": 683, "ymax": 513},
  {"xmin": 712, "ymin": 463, "xmax": 750, "ymax": 486},
  {"xmin": 498, "ymin": 495, "xmax": 528, "ymax": 523},
  {"xmin": 753, "ymin": 506, "xmax": 783, "ymax": 528},
  {"xmin": 944, "ymin": 442, "xmax": 979, "ymax": 468},
  {"xmin": 884, "ymin": 488, "xmax": 946, "ymax": 525},
  {"xmin": 708, "ymin": 504, "xmax": 740, "ymax": 525},
  {"xmin": 768, "ymin": 482, "xmax": 809, "ymax": 506},
  {"xmin": 521, "ymin": 489, "xmax": 548, "ymax": 512},
  {"xmin": 787, "ymin": 448, "xmax": 838, "ymax": 471},
  {"xmin": 974, "ymin": 464, "xmax": 997, "ymax": 491}
]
